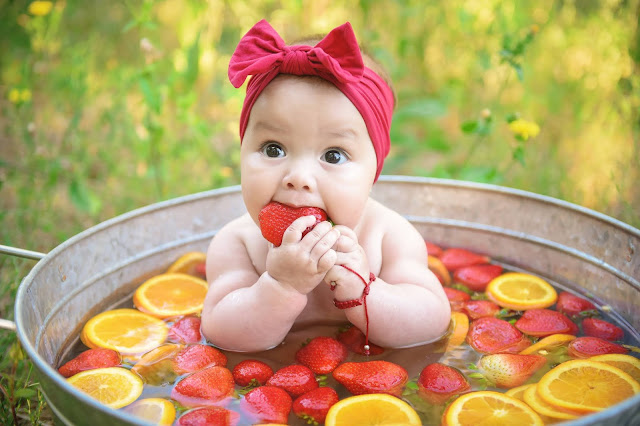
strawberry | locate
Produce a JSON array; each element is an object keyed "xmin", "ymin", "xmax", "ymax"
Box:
[
  {"xmin": 453, "ymin": 264, "xmax": 503, "ymax": 292},
  {"xmin": 168, "ymin": 316, "xmax": 203, "ymax": 344},
  {"xmin": 336, "ymin": 325, "xmax": 385, "ymax": 356},
  {"xmin": 171, "ymin": 365, "xmax": 235, "ymax": 407},
  {"xmin": 241, "ymin": 386, "xmax": 293, "ymax": 424},
  {"xmin": 417, "ymin": 363, "xmax": 471, "ymax": 405},
  {"xmin": 266, "ymin": 364, "xmax": 319, "ymax": 398},
  {"xmin": 177, "ymin": 407, "xmax": 239, "ymax": 426},
  {"xmin": 293, "ymin": 387, "xmax": 339, "ymax": 424},
  {"xmin": 173, "ymin": 344, "xmax": 228, "ymax": 375},
  {"xmin": 58, "ymin": 348, "xmax": 121, "ymax": 378},
  {"xmin": 232, "ymin": 359, "xmax": 274, "ymax": 387},
  {"xmin": 514, "ymin": 309, "xmax": 579, "ymax": 337},
  {"xmin": 478, "ymin": 353, "xmax": 547, "ymax": 388},
  {"xmin": 332, "ymin": 360, "xmax": 408, "ymax": 396},
  {"xmin": 425, "ymin": 241, "xmax": 443, "ymax": 257},
  {"xmin": 555, "ymin": 291, "xmax": 596, "ymax": 317},
  {"xmin": 439, "ymin": 248, "xmax": 490, "ymax": 271},
  {"xmin": 581, "ymin": 317, "xmax": 624, "ymax": 341},
  {"xmin": 567, "ymin": 336, "xmax": 628, "ymax": 358},
  {"xmin": 258, "ymin": 202, "xmax": 328, "ymax": 247},
  {"xmin": 462, "ymin": 300, "xmax": 500, "ymax": 320},
  {"xmin": 443, "ymin": 287, "xmax": 471, "ymax": 313},
  {"xmin": 194, "ymin": 261, "xmax": 207, "ymax": 279},
  {"xmin": 428, "ymin": 255, "xmax": 452, "ymax": 285},
  {"xmin": 295, "ymin": 336, "xmax": 348, "ymax": 375},
  {"xmin": 466, "ymin": 317, "xmax": 530, "ymax": 354}
]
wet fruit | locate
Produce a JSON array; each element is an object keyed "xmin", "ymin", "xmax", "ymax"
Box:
[{"xmin": 133, "ymin": 273, "xmax": 208, "ymax": 318}]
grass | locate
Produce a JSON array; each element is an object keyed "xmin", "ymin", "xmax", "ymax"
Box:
[{"xmin": 1, "ymin": 0, "xmax": 639, "ymax": 423}]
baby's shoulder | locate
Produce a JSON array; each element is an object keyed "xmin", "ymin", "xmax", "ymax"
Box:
[
  {"xmin": 210, "ymin": 213, "xmax": 262, "ymax": 249},
  {"xmin": 364, "ymin": 199, "xmax": 425, "ymax": 251}
]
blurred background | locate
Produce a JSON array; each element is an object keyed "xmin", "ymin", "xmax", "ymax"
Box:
[{"xmin": 1, "ymin": 0, "xmax": 638, "ymax": 423}]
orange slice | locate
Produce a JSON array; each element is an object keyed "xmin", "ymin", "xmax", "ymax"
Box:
[
  {"xmin": 122, "ymin": 397, "xmax": 176, "ymax": 425},
  {"xmin": 324, "ymin": 393, "xmax": 421, "ymax": 426},
  {"xmin": 81, "ymin": 308, "xmax": 169, "ymax": 355},
  {"xmin": 131, "ymin": 344, "xmax": 184, "ymax": 385},
  {"xmin": 537, "ymin": 359, "xmax": 640, "ymax": 413},
  {"xmin": 133, "ymin": 273, "xmax": 208, "ymax": 318},
  {"xmin": 485, "ymin": 273, "xmax": 557, "ymax": 310},
  {"xmin": 443, "ymin": 391, "xmax": 543, "ymax": 426},
  {"xmin": 519, "ymin": 334, "xmax": 576, "ymax": 355},
  {"xmin": 590, "ymin": 354, "xmax": 640, "ymax": 383},
  {"xmin": 443, "ymin": 311, "xmax": 470, "ymax": 352},
  {"xmin": 67, "ymin": 367, "xmax": 143, "ymax": 409},
  {"xmin": 523, "ymin": 383, "xmax": 581, "ymax": 420},
  {"xmin": 504, "ymin": 383, "xmax": 533, "ymax": 402},
  {"xmin": 428, "ymin": 255, "xmax": 451, "ymax": 285},
  {"xmin": 167, "ymin": 252, "xmax": 207, "ymax": 276}
]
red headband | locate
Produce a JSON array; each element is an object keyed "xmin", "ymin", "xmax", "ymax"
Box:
[{"xmin": 228, "ymin": 20, "xmax": 394, "ymax": 182}]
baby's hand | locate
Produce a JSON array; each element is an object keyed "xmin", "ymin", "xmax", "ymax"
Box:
[
  {"xmin": 266, "ymin": 216, "xmax": 340, "ymax": 294},
  {"xmin": 324, "ymin": 226, "xmax": 371, "ymax": 300}
]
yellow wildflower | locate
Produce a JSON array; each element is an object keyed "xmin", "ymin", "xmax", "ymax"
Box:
[
  {"xmin": 508, "ymin": 119, "xmax": 540, "ymax": 140},
  {"xmin": 8, "ymin": 88, "xmax": 21, "ymax": 104},
  {"xmin": 28, "ymin": 1, "xmax": 53, "ymax": 16},
  {"xmin": 20, "ymin": 89, "xmax": 32, "ymax": 102},
  {"xmin": 220, "ymin": 166, "xmax": 234, "ymax": 178}
]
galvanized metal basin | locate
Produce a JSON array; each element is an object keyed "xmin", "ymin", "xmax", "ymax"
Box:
[{"xmin": 15, "ymin": 176, "xmax": 640, "ymax": 425}]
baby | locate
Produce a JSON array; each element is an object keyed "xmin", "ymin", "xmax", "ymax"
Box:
[{"xmin": 201, "ymin": 20, "xmax": 450, "ymax": 352}]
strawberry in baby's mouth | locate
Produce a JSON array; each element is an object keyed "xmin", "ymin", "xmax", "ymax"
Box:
[{"xmin": 258, "ymin": 202, "xmax": 328, "ymax": 247}]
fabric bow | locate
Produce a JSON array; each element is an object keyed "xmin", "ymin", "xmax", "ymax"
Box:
[{"xmin": 228, "ymin": 20, "xmax": 364, "ymax": 87}]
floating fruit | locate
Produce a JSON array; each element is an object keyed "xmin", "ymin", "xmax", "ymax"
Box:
[
  {"xmin": 514, "ymin": 308, "xmax": 578, "ymax": 337},
  {"xmin": 332, "ymin": 361, "xmax": 408, "ymax": 396},
  {"xmin": 536, "ymin": 359, "xmax": 640, "ymax": 413},
  {"xmin": 266, "ymin": 364, "xmax": 319, "ymax": 398},
  {"xmin": 232, "ymin": 359, "xmax": 274, "ymax": 386},
  {"xmin": 325, "ymin": 393, "xmax": 421, "ymax": 426},
  {"xmin": 67, "ymin": 367, "xmax": 143, "ymax": 409},
  {"xmin": 166, "ymin": 251, "xmax": 207, "ymax": 279},
  {"xmin": 589, "ymin": 354, "xmax": 640, "ymax": 383},
  {"xmin": 478, "ymin": 353, "xmax": 547, "ymax": 388},
  {"xmin": 454, "ymin": 264, "xmax": 503, "ymax": 292},
  {"xmin": 58, "ymin": 348, "xmax": 121, "ymax": 378},
  {"xmin": 173, "ymin": 344, "xmax": 227, "ymax": 375},
  {"xmin": 443, "ymin": 311, "xmax": 470, "ymax": 351},
  {"xmin": 567, "ymin": 336, "xmax": 628, "ymax": 358},
  {"xmin": 439, "ymin": 248, "xmax": 490, "ymax": 271},
  {"xmin": 486, "ymin": 272, "xmax": 557, "ymax": 310},
  {"xmin": 293, "ymin": 387, "xmax": 339, "ymax": 424},
  {"xmin": 81, "ymin": 308, "xmax": 169, "ymax": 356},
  {"xmin": 555, "ymin": 291, "xmax": 596, "ymax": 317},
  {"xmin": 295, "ymin": 336, "xmax": 348, "ymax": 374},
  {"xmin": 582, "ymin": 317, "xmax": 624, "ymax": 341},
  {"xmin": 133, "ymin": 273, "xmax": 208, "ymax": 318},
  {"xmin": 428, "ymin": 255, "xmax": 452, "ymax": 285},
  {"xmin": 417, "ymin": 363, "xmax": 471, "ymax": 404},
  {"xmin": 466, "ymin": 317, "xmax": 530, "ymax": 354},
  {"xmin": 123, "ymin": 398, "xmax": 177, "ymax": 425},
  {"xmin": 167, "ymin": 316, "xmax": 203, "ymax": 344},
  {"xmin": 442, "ymin": 391, "xmax": 543, "ymax": 426},
  {"xmin": 241, "ymin": 385, "xmax": 293, "ymax": 425},
  {"xmin": 171, "ymin": 365, "xmax": 235, "ymax": 407},
  {"xmin": 522, "ymin": 384, "xmax": 581, "ymax": 420},
  {"xmin": 176, "ymin": 407, "xmax": 239, "ymax": 426},
  {"xmin": 519, "ymin": 333, "xmax": 576, "ymax": 355}
]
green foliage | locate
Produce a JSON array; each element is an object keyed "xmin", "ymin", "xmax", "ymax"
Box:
[{"xmin": 0, "ymin": 0, "xmax": 639, "ymax": 422}]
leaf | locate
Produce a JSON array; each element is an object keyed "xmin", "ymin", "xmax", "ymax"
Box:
[
  {"xmin": 460, "ymin": 120, "xmax": 478, "ymax": 134},
  {"xmin": 512, "ymin": 145, "xmax": 526, "ymax": 166},
  {"xmin": 14, "ymin": 388, "xmax": 37, "ymax": 399},
  {"xmin": 139, "ymin": 76, "xmax": 162, "ymax": 114},
  {"xmin": 394, "ymin": 99, "xmax": 447, "ymax": 119}
]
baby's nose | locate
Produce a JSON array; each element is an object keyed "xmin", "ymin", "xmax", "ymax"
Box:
[{"xmin": 284, "ymin": 160, "xmax": 315, "ymax": 191}]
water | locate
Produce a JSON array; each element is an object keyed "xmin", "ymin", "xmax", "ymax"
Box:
[{"xmin": 58, "ymin": 262, "xmax": 640, "ymax": 425}]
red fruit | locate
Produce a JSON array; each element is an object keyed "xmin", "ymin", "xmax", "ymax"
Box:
[
  {"xmin": 417, "ymin": 363, "xmax": 471, "ymax": 405},
  {"xmin": 194, "ymin": 262, "xmax": 207, "ymax": 279},
  {"xmin": 332, "ymin": 360, "xmax": 408, "ymax": 396},
  {"xmin": 556, "ymin": 291, "xmax": 596, "ymax": 317},
  {"xmin": 466, "ymin": 317, "xmax": 530, "ymax": 354},
  {"xmin": 266, "ymin": 365, "xmax": 319, "ymax": 398},
  {"xmin": 453, "ymin": 264, "xmax": 503, "ymax": 292},
  {"xmin": 463, "ymin": 300, "xmax": 500, "ymax": 320},
  {"xmin": 168, "ymin": 316, "xmax": 203, "ymax": 344},
  {"xmin": 478, "ymin": 353, "xmax": 547, "ymax": 388},
  {"xmin": 514, "ymin": 309, "xmax": 578, "ymax": 338},
  {"xmin": 241, "ymin": 386, "xmax": 292, "ymax": 424},
  {"xmin": 177, "ymin": 407, "xmax": 239, "ymax": 426},
  {"xmin": 581, "ymin": 317, "xmax": 624, "ymax": 341},
  {"xmin": 293, "ymin": 387, "xmax": 339, "ymax": 424},
  {"xmin": 258, "ymin": 202, "xmax": 328, "ymax": 247},
  {"xmin": 568, "ymin": 336, "xmax": 628, "ymax": 358},
  {"xmin": 295, "ymin": 337, "xmax": 348, "ymax": 375},
  {"xmin": 232, "ymin": 359, "xmax": 274, "ymax": 387},
  {"xmin": 171, "ymin": 365, "xmax": 235, "ymax": 407},
  {"xmin": 58, "ymin": 348, "xmax": 121, "ymax": 378},
  {"xmin": 443, "ymin": 287, "xmax": 471, "ymax": 312},
  {"xmin": 425, "ymin": 241, "xmax": 443, "ymax": 257},
  {"xmin": 173, "ymin": 345, "xmax": 228, "ymax": 375},
  {"xmin": 439, "ymin": 248, "xmax": 490, "ymax": 271},
  {"xmin": 336, "ymin": 326, "xmax": 385, "ymax": 356}
]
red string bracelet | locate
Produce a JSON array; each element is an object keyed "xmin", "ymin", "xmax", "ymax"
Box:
[{"xmin": 330, "ymin": 265, "xmax": 376, "ymax": 355}]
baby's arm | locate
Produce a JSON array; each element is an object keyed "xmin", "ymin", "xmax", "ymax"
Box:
[
  {"xmin": 327, "ymin": 217, "xmax": 451, "ymax": 348},
  {"xmin": 201, "ymin": 215, "xmax": 339, "ymax": 352}
]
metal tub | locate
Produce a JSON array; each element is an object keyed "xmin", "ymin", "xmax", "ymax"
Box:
[{"xmin": 15, "ymin": 176, "xmax": 640, "ymax": 425}]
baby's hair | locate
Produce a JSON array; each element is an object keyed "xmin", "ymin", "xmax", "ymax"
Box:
[{"xmin": 290, "ymin": 35, "xmax": 397, "ymax": 109}]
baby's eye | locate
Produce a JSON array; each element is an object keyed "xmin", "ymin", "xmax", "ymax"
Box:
[
  {"xmin": 261, "ymin": 142, "xmax": 285, "ymax": 158},
  {"xmin": 322, "ymin": 148, "xmax": 348, "ymax": 165}
]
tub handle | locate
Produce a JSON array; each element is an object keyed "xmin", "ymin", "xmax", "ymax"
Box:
[
  {"xmin": 0, "ymin": 319, "xmax": 16, "ymax": 332},
  {"xmin": 0, "ymin": 244, "xmax": 46, "ymax": 260}
]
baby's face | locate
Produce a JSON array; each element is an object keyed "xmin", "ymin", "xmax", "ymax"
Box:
[{"xmin": 240, "ymin": 75, "xmax": 377, "ymax": 229}]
